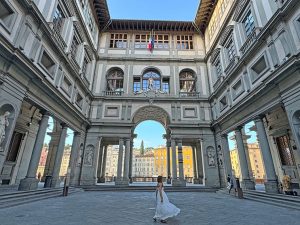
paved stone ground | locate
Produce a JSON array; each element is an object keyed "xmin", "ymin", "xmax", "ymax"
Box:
[{"xmin": 0, "ymin": 191, "xmax": 299, "ymax": 225}]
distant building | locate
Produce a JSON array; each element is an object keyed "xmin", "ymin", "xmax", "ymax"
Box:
[
  {"xmin": 230, "ymin": 143, "xmax": 265, "ymax": 183},
  {"xmin": 132, "ymin": 150, "xmax": 155, "ymax": 177},
  {"xmin": 105, "ymin": 146, "xmax": 120, "ymax": 177}
]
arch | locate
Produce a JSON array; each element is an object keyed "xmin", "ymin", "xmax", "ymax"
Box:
[
  {"xmin": 106, "ymin": 67, "xmax": 124, "ymax": 91},
  {"xmin": 141, "ymin": 66, "xmax": 162, "ymax": 76},
  {"xmin": 179, "ymin": 69, "xmax": 196, "ymax": 93},
  {"xmin": 132, "ymin": 105, "xmax": 171, "ymax": 129}
]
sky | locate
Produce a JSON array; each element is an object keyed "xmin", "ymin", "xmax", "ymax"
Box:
[
  {"xmin": 107, "ymin": 0, "xmax": 200, "ymax": 21},
  {"xmin": 134, "ymin": 120, "xmax": 166, "ymax": 148}
]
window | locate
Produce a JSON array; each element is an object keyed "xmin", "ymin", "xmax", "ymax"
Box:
[
  {"xmin": 133, "ymin": 77, "xmax": 141, "ymax": 93},
  {"xmin": 40, "ymin": 51, "xmax": 56, "ymax": 76},
  {"xmin": 179, "ymin": 70, "xmax": 196, "ymax": 92},
  {"xmin": 225, "ymin": 38, "xmax": 236, "ymax": 62},
  {"xmin": 6, "ymin": 132, "xmax": 24, "ymax": 162},
  {"xmin": 70, "ymin": 35, "xmax": 79, "ymax": 60},
  {"xmin": 53, "ymin": 5, "xmax": 64, "ymax": 33},
  {"xmin": 76, "ymin": 93, "xmax": 83, "ymax": 108},
  {"xmin": 106, "ymin": 69, "xmax": 124, "ymax": 91},
  {"xmin": 176, "ymin": 35, "xmax": 193, "ymax": 50},
  {"xmin": 82, "ymin": 57, "xmax": 89, "ymax": 76},
  {"xmin": 231, "ymin": 79, "xmax": 244, "ymax": 100},
  {"xmin": 142, "ymin": 70, "xmax": 160, "ymax": 91},
  {"xmin": 219, "ymin": 95, "xmax": 228, "ymax": 111},
  {"xmin": 110, "ymin": 34, "xmax": 128, "ymax": 48},
  {"xmin": 135, "ymin": 34, "xmax": 169, "ymax": 49},
  {"xmin": 162, "ymin": 78, "xmax": 170, "ymax": 93},
  {"xmin": 276, "ymin": 135, "xmax": 294, "ymax": 166},
  {"xmin": 243, "ymin": 11, "xmax": 255, "ymax": 37},
  {"xmin": 250, "ymin": 55, "xmax": 268, "ymax": 82},
  {"xmin": 0, "ymin": 1, "xmax": 16, "ymax": 31},
  {"xmin": 61, "ymin": 75, "xmax": 72, "ymax": 95}
]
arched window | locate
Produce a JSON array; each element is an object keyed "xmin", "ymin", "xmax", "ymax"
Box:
[
  {"xmin": 142, "ymin": 70, "xmax": 161, "ymax": 91},
  {"xmin": 106, "ymin": 69, "xmax": 124, "ymax": 91},
  {"xmin": 179, "ymin": 70, "xmax": 196, "ymax": 92}
]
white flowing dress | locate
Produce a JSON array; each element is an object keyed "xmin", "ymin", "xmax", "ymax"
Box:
[{"xmin": 153, "ymin": 187, "xmax": 180, "ymax": 220}]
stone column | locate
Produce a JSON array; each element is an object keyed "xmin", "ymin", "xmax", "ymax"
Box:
[
  {"xmin": 68, "ymin": 131, "xmax": 81, "ymax": 186},
  {"xmin": 100, "ymin": 145, "xmax": 108, "ymax": 183},
  {"xmin": 235, "ymin": 127, "xmax": 255, "ymax": 190},
  {"xmin": 19, "ymin": 113, "xmax": 50, "ymax": 190},
  {"xmin": 123, "ymin": 139, "xmax": 130, "ymax": 182},
  {"xmin": 254, "ymin": 117, "xmax": 278, "ymax": 193},
  {"xmin": 192, "ymin": 146, "xmax": 200, "ymax": 184},
  {"xmin": 166, "ymin": 140, "xmax": 171, "ymax": 184},
  {"xmin": 97, "ymin": 145, "xmax": 104, "ymax": 183},
  {"xmin": 196, "ymin": 142, "xmax": 204, "ymax": 184},
  {"xmin": 177, "ymin": 140, "xmax": 184, "ymax": 180},
  {"xmin": 50, "ymin": 124, "xmax": 68, "ymax": 188},
  {"xmin": 221, "ymin": 134, "xmax": 233, "ymax": 179},
  {"xmin": 171, "ymin": 139, "xmax": 177, "ymax": 180},
  {"xmin": 129, "ymin": 140, "xmax": 133, "ymax": 183},
  {"xmin": 116, "ymin": 138, "xmax": 127, "ymax": 186}
]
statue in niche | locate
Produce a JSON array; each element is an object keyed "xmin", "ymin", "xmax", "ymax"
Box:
[
  {"xmin": 148, "ymin": 77, "xmax": 154, "ymax": 90},
  {"xmin": 77, "ymin": 144, "xmax": 84, "ymax": 166},
  {"xmin": 207, "ymin": 146, "xmax": 216, "ymax": 167},
  {"xmin": 0, "ymin": 111, "xmax": 10, "ymax": 149},
  {"xmin": 84, "ymin": 145, "xmax": 94, "ymax": 166},
  {"xmin": 217, "ymin": 145, "xmax": 224, "ymax": 168}
]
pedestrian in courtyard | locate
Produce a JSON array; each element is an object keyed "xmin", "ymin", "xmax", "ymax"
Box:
[
  {"xmin": 153, "ymin": 176, "xmax": 180, "ymax": 223},
  {"xmin": 229, "ymin": 173, "xmax": 237, "ymax": 195}
]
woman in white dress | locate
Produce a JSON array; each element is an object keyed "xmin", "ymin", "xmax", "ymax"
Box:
[{"xmin": 153, "ymin": 176, "xmax": 180, "ymax": 223}]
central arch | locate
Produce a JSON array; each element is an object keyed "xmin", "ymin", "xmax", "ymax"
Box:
[{"xmin": 132, "ymin": 105, "xmax": 170, "ymax": 129}]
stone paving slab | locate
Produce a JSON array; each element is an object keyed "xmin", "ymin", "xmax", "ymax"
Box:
[{"xmin": 0, "ymin": 191, "xmax": 299, "ymax": 225}]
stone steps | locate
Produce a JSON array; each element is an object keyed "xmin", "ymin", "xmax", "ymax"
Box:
[
  {"xmin": 0, "ymin": 187, "xmax": 83, "ymax": 209},
  {"xmin": 81, "ymin": 185, "xmax": 218, "ymax": 192},
  {"xmin": 217, "ymin": 188, "xmax": 300, "ymax": 211}
]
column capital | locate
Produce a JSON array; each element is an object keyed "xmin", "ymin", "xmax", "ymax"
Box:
[
  {"xmin": 221, "ymin": 133, "xmax": 228, "ymax": 138},
  {"xmin": 254, "ymin": 115, "xmax": 265, "ymax": 123},
  {"xmin": 60, "ymin": 123, "xmax": 68, "ymax": 129},
  {"xmin": 234, "ymin": 126, "xmax": 244, "ymax": 132}
]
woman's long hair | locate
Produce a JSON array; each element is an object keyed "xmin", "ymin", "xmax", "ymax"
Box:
[{"xmin": 157, "ymin": 176, "xmax": 164, "ymax": 187}]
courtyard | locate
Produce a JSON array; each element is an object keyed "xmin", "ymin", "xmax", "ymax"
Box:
[{"xmin": 0, "ymin": 191, "xmax": 299, "ymax": 225}]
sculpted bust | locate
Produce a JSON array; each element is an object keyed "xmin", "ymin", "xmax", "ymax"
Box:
[{"xmin": 0, "ymin": 111, "xmax": 10, "ymax": 147}]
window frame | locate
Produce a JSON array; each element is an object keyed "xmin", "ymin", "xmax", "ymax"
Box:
[
  {"xmin": 179, "ymin": 70, "xmax": 196, "ymax": 93},
  {"xmin": 176, "ymin": 35, "xmax": 194, "ymax": 50},
  {"xmin": 110, "ymin": 33, "xmax": 128, "ymax": 49},
  {"xmin": 106, "ymin": 69, "xmax": 124, "ymax": 92},
  {"xmin": 0, "ymin": 0, "xmax": 18, "ymax": 33}
]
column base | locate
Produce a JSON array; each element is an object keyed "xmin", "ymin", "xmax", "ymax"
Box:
[
  {"xmin": 50, "ymin": 177, "xmax": 61, "ymax": 188},
  {"xmin": 264, "ymin": 180, "xmax": 278, "ymax": 193},
  {"xmin": 18, "ymin": 177, "xmax": 39, "ymax": 191},
  {"xmin": 172, "ymin": 179, "xmax": 186, "ymax": 187},
  {"xmin": 166, "ymin": 178, "xmax": 172, "ymax": 184},
  {"xmin": 241, "ymin": 179, "xmax": 255, "ymax": 190},
  {"xmin": 193, "ymin": 178, "xmax": 200, "ymax": 184},
  {"xmin": 115, "ymin": 178, "xmax": 129, "ymax": 186},
  {"xmin": 98, "ymin": 177, "xmax": 106, "ymax": 183}
]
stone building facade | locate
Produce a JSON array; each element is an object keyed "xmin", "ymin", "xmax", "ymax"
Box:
[{"xmin": 0, "ymin": 0, "xmax": 299, "ymax": 193}]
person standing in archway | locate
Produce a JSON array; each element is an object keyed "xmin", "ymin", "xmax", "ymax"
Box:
[{"xmin": 153, "ymin": 176, "xmax": 180, "ymax": 223}]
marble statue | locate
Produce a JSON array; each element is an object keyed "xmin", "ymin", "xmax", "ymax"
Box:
[
  {"xmin": 84, "ymin": 145, "xmax": 94, "ymax": 166},
  {"xmin": 148, "ymin": 77, "xmax": 154, "ymax": 90},
  {"xmin": 207, "ymin": 147, "xmax": 216, "ymax": 167},
  {"xmin": 0, "ymin": 111, "xmax": 10, "ymax": 148}
]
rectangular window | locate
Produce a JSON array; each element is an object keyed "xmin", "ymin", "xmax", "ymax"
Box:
[
  {"xmin": 219, "ymin": 95, "xmax": 228, "ymax": 111},
  {"xmin": 61, "ymin": 75, "xmax": 72, "ymax": 95},
  {"xmin": 135, "ymin": 34, "xmax": 169, "ymax": 49},
  {"xmin": 133, "ymin": 77, "xmax": 141, "ymax": 93},
  {"xmin": 53, "ymin": 5, "xmax": 64, "ymax": 33},
  {"xmin": 40, "ymin": 51, "xmax": 56, "ymax": 76},
  {"xmin": 82, "ymin": 57, "xmax": 89, "ymax": 76},
  {"xmin": 70, "ymin": 35, "xmax": 79, "ymax": 60},
  {"xmin": 250, "ymin": 55, "xmax": 268, "ymax": 82},
  {"xmin": 243, "ymin": 11, "xmax": 255, "ymax": 37},
  {"xmin": 176, "ymin": 35, "xmax": 193, "ymax": 50},
  {"xmin": 162, "ymin": 78, "xmax": 169, "ymax": 93},
  {"xmin": 213, "ymin": 57, "xmax": 222, "ymax": 78},
  {"xmin": 76, "ymin": 93, "xmax": 83, "ymax": 108},
  {"xmin": 0, "ymin": 1, "xmax": 16, "ymax": 31},
  {"xmin": 225, "ymin": 38, "xmax": 236, "ymax": 62},
  {"xmin": 110, "ymin": 33, "xmax": 128, "ymax": 48}
]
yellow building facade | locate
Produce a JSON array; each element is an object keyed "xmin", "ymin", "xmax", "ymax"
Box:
[
  {"xmin": 230, "ymin": 143, "xmax": 265, "ymax": 183},
  {"xmin": 154, "ymin": 146, "xmax": 194, "ymax": 178}
]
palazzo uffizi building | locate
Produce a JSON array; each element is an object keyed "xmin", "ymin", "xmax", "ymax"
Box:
[{"xmin": 0, "ymin": 0, "xmax": 299, "ymax": 194}]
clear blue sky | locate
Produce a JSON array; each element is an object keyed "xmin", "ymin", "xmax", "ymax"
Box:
[
  {"xmin": 107, "ymin": 0, "xmax": 200, "ymax": 21},
  {"xmin": 134, "ymin": 120, "xmax": 166, "ymax": 148}
]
